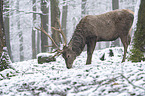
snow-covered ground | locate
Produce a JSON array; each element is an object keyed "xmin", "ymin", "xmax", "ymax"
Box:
[{"xmin": 0, "ymin": 47, "xmax": 145, "ymax": 96}]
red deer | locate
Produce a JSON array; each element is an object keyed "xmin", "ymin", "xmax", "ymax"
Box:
[{"xmin": 37, "ymin": 9, "xmax": 134, "ymax": 69}]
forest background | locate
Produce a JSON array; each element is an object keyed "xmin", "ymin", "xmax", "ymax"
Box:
[{"xmin": 3, "ymin": 0, "xmax": 137, "ymax": 62}]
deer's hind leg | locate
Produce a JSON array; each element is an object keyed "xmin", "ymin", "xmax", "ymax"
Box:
[
  {"xmin": 120, "ymin": 34, "xmax": 131, "ymax": 62},
  {"xmin": 86, "ymin": 37, "xmax": 97, "ymax": 65}
]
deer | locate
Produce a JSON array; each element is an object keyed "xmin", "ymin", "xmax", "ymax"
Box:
[{"xmin": 36, "ymin": 9, "xmax": 134, "ymax": 69}]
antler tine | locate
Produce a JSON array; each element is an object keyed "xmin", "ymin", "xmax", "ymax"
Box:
[
  {"xmin": 57, "ymin": 18, "xmax": 62, "ymax": 31},
  {"xmin": 52, "ymin": 52, "xmax": 61, "ymax": 58},
  {"xmin": 51, "ymin": 18, "xmax": 67, "ymax": 46},
  {"xmin": 35, "ymin": 26, "xmax": 61, "ymax": 51}
]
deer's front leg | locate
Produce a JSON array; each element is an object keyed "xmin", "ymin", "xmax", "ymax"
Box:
[{"xmin": 86, "ymin": 37, "xmax": 97, "ymax": 65}]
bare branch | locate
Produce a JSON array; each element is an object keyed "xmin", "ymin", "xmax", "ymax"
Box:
[
  {"xmin": 4, "ymin": 8, "xmax": 43, "ymax": 15},
  {"xmin": 121, "ymin": 74, "xmax": 145, "ymax": 91}
]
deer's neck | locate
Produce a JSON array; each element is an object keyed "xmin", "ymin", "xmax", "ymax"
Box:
[{"xmin": 68, "ymin": 28, "xmax": 86, "ymax": 56}]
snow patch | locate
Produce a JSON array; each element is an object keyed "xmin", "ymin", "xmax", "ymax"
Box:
[{"xmin": 0, "ymin": 47, "xmax": 145, "ymax": 96}]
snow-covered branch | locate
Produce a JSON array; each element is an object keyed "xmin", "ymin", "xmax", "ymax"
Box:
[
  {"xmin": 121, "ymin": 74, "xmax": 145, "ymax": 91},
  {"xmin": 4, "ymin": 8, "xmax": 44, "ymax": 15}
]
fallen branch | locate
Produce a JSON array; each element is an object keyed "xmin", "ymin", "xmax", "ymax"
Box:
[{"xmin": 121, "ymin": 74, "xmax": 145, "ymax": 91}]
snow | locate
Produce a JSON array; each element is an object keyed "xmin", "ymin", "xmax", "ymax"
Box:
[
  {"xmin": 37, "ymin": 53, "xmax": 55, "ymax": 58},
  {"xmin": 0, "ymin": 47, "xmax": 145, "ymax": 96}
]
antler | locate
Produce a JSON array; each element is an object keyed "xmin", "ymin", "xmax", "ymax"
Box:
[
  {"xmin": 35, "ymin": 18, "xmax": 67, "ymax": 59},
  {"xmin": 35, "ymin": 26, "xmax": 62, "ymax": 52},
  {"xmin": 51, "ymin": 18, "xmax": 67, "ymax": 46}
]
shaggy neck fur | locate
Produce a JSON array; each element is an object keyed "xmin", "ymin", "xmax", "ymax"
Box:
[{"xmin": 68, "ymin": 25, "xmax": 86, "ymax": 56}]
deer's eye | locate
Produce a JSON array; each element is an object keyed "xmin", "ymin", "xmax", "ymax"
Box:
[{"xmin": 67, "ymin": 55, "xmax": 70, "ymax": 58}]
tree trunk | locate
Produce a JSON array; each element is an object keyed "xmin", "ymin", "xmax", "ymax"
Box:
[
  {"xmin": 41, "ymin": 0, "xmax": 48, "ymax": 52},
  {"xmin": 61, "ymin": 0, "xmax": 68, "ymax": 43},
  {"xmin": 111, "ymin": 0, "xmax": 120, "ymax": 47},
  {"xmin": 129, "ymin": 0, "xmax": 145, "ymax": 62},
  {"xmin": 0, "ymin": 0, "xmax": 12, "ymax": 71},
  {"xmin": 3, "ymin": 0, "xmax": 12, "ymax": 61},
  {"xmin": 0, "ymin": 0, "xmax": 5, "ymax": 49},
  {"xmin": 37, "ymin": 31, "xmax": 40, "ymax": 54},
  {"xmin": 81, "ymin": 0, "xmax": 87, "ymax": 17},
  {"xmin": 81, "ymin": 0, "xmax": 87, "ymax": 51},
  {"xmin": 50, "ymin": 0, "xmax": 62, "ymax": 48},
  {"xmin": 16, "ymin": 0, "xmax": 24, "ymax": 61},
  {"xmin": 32, "ymin": 0, "xmax": 36, "ymax": 59},
  {"xmin": 0, "ymin": 19, "xmax": 3, "ymax": 57},
  {"xmin": 112, "ymin": 0, "xmax": 119, "ymax": 10}
]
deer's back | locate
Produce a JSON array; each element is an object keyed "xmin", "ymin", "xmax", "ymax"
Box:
[{"xmin": 79, "ymin": 9, "xmax": 134, "ymax": 41}]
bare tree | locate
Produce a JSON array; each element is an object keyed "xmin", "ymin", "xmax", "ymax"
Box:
[
  {"xmin": 81, "ymin": 0, "xmax": 87, "ymax": 50},
  {"xmin": 0, "ymin": 0, "xmax": 5, "ymax": 54},
  {"xmin": 3, "ymin": 0, "xmax": 12, "ymax": 61},
  {"xmin": 112, "ymin": 0, "xmax": 119, "ymax": 10},
  {"xmin": 111, "ymin": 0, "xmax": 120, "ymax": 47},
  {"xmin": 16, "ymin": 0, "xmax": 24, "ymax": 61},
  {"xmin": 50, "ymin": 0, "xmax": 62, "ymax": 48},
  {"xmin": 32, "ymin": 0, "xmax": 36, "ymax": 59},
  {"xmin": 0, "ymin": 0, "xmax": 11, "ymax": 71},
  {"xmin": 37, "ymin": 29, "xmax": 40, "ymax": 54},
  {"xmin": 41, "ymin": 0, "xmax": 48, "ymax": 52},
  {"xmin": 61, "ymin": 0, "xmax": 68, "ymax": 42},
  {"xmin": 81, "ymin": 0, "xmax": 87, "ymax": 17}
]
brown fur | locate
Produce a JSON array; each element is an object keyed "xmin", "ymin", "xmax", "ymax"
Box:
[{"xmin": 62, "ymin": 9, "xmax": 134, "ymax": 69}]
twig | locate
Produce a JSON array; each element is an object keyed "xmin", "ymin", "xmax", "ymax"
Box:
[
  {"xmin": 121, "ymin": 74, "xmax": 145, "ymax": 91},
  {"xmin": 4, "ymin": 8, "xmax": 43, "ymax": 15}
]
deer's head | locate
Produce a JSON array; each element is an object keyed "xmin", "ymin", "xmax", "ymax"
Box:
[
  {"xmin": 61, "ymin": 46, "xmax": 76, "ymax": 69},
  {"xmin": 36, "ymin": 19, "xmax": 76, "ymax": 69}
]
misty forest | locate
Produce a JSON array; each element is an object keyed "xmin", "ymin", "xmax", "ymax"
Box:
[{"xmin": 0, "ymin": 0, "xmax": 145, "ymax": 96}]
